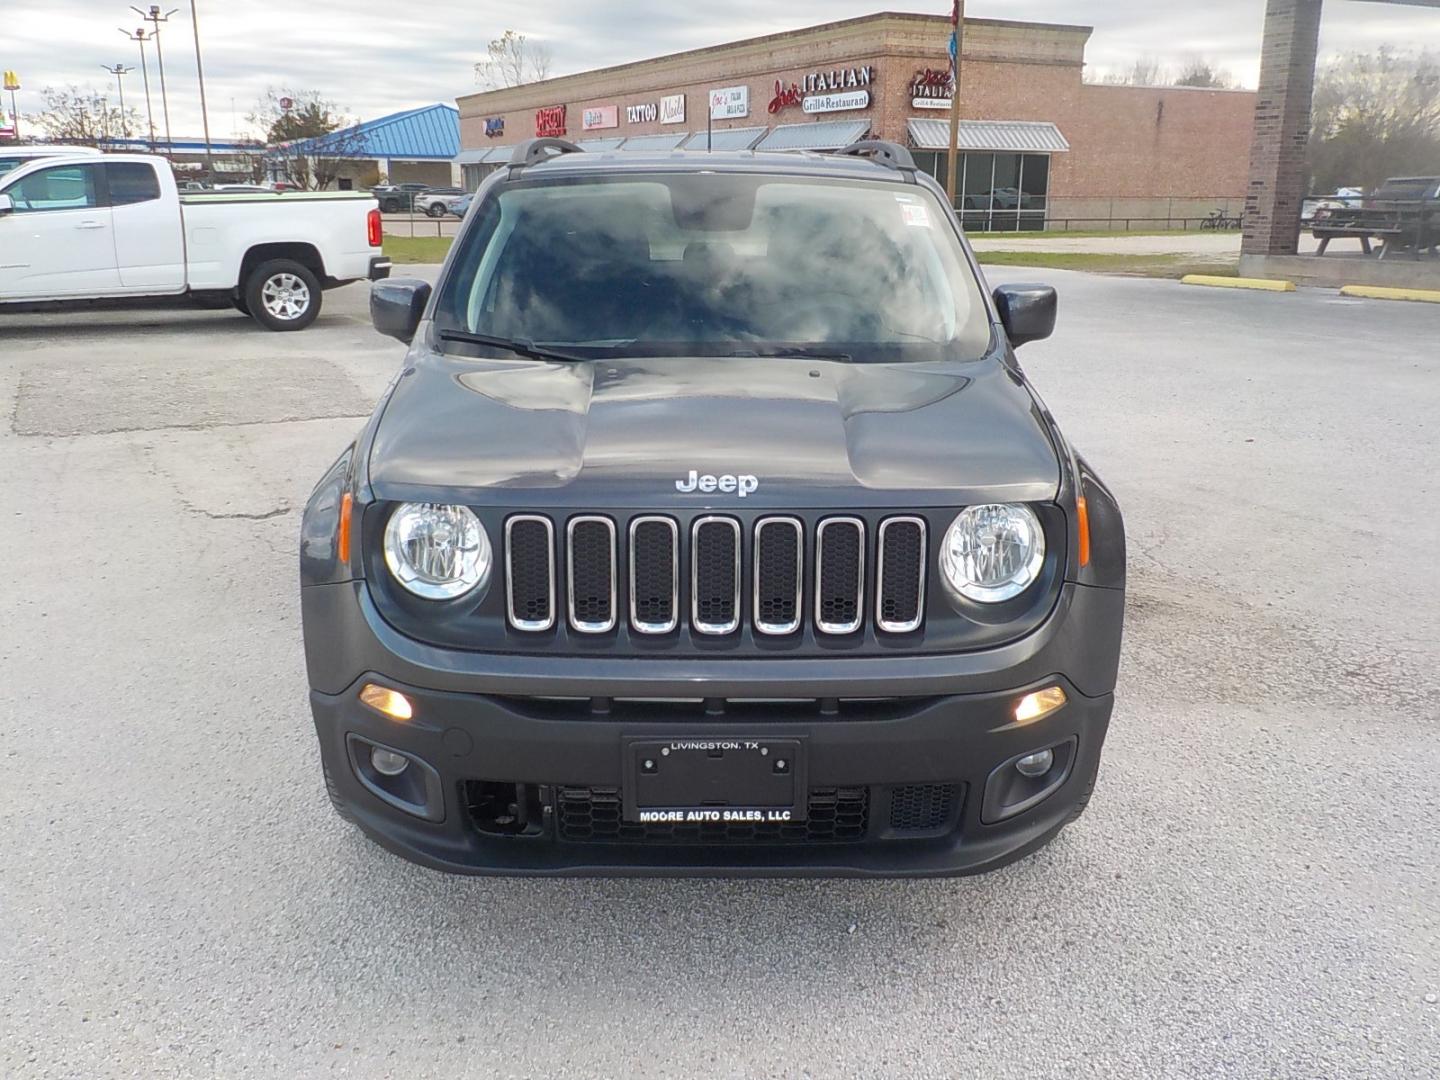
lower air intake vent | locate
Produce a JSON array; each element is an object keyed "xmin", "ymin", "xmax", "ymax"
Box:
[
  {"xmin": 887, "ymin": 784, "xmax": 960, "ymax": 832},
  {"xmin": 555, "ymin": 786, "xmax": 869, "ymax": 844}
]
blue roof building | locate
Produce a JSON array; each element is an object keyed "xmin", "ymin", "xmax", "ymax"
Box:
[{"xmin": 283, "ymin": 103, "xmax": 462, "ymax": 189}]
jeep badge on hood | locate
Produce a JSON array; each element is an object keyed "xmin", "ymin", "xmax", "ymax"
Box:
[{"xmin": 674, "ymin": 470, "xmax": 760, "ymax": 497}]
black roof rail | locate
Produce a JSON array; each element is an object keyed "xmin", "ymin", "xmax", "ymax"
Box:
[
  {"xmin": 835, "ymin": 139, "xmax": 917, "ymax": 176},
  {"xmin": 508, "ymin": 137, "xmax": 584, "ymax": 171}
]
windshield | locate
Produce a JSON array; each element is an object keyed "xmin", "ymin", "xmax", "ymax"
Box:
[{"xmin": 433, "ymin": 172, "xmax": 993, "ymax": 362}]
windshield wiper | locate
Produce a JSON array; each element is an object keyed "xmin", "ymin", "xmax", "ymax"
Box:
[
  {"xmin": 735, "ymin": 347, "xmax": 854, "ymax": 361},
  {"xmin": 437, "ymin": 329, "xmax": 589, "ymax": 364}
]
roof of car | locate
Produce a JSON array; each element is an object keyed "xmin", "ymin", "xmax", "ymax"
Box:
[{"xmin": 513, "ymin": 148, "xmax": 912, "ymax": 183}]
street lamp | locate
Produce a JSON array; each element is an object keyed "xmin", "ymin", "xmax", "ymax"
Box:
[
  {"xmin": 118, "ymin": 27, "xmax": 157, "ymax": 151},
  {"xmin": 134, "ymin": 6, "xmax": 178, "ymax": 154},
  {"xmin": 186, "ymin": 1, "xmax": 214, "ymax": 172},
  {"xmin": 101, "ymin": 64, "xmax": 135, "ymax": 139}
]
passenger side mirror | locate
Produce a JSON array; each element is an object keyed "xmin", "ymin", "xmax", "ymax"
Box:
[
  {"xmin": 0, "ymin": 194, "xmax": 13, "ymax": 216},
  {"xmin": 370, "ymin": 278, "xmax": 431, "ymax": 344},
  {"xmin": 992, "ymin": 284, "xmax": 1057, "ymax": 349}
]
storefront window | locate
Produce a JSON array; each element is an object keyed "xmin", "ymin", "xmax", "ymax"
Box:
[{"xmin": 911, "ymin": 150, "xmax": 1050, "ymax": 232}]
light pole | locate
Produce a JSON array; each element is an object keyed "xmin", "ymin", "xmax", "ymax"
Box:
[
  {"xmin": 119, "ymin": 27, "xmax": 157, "ymax": 151},
  {"xmin": 102, "ymin": 64, "xmax": 135, "ymax": 138},
  {"xmin": 134, "ymin": 6, "xmax": 178, "ymax": 154},
  {"xmin": 186, "ymin": 0, "xmax": 214, "ymax": 173}
]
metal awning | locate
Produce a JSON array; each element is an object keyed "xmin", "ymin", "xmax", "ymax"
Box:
[
  {"xmin": 907, "ymin": 119, "xmax": 1070, "ymax": 153},
  {"xmin": 755, "ymin": 120, "xmax": 870, "ymax": 152},
  {"xmin": 455, "ymin": 148, "xmax": 491, "ymax": 164},
  {"xmin": 577, "ymin": 137, "xmax": 625, "ymax": 153},
  {"xmin": 681, "ymin": 126, "xmax": 768, "ymax": 151},
  {"xmin": 619, "ymin": 132, "xmax": 689, "ymax": 151}
]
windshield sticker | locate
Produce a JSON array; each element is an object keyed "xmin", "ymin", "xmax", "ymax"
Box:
[{"xmin": 901, "ymin": 203, "xmax": 932, "ymax": 228}]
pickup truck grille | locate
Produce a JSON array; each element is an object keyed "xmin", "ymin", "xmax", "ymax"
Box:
[{"xmin": 503, "ymin": 512, "xmax": 928, "ymax": 639}]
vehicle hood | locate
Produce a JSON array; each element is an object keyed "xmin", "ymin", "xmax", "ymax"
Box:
[{"xmin": 366, "ymin": 350, "xmax": 1060, "ymax": 508}]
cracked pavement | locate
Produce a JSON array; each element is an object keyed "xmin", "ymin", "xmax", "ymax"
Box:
[{"xmin": 1, "ymin": 271, "xmax": 1437, "ymax": 1079}]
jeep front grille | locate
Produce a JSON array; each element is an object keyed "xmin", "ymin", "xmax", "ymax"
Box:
[
  {"xmin": 504, "ymin": 516, "xmax": 555, "ymax": 631},
  {"xmin": 503, "ymin": 512, "xmax": 927, "ymax": 639}
]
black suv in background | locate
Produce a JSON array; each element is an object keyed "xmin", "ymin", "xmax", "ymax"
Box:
[
  {"xmin": 371, "ymin": 182, "xmax": 432, "ymax": 213},
  {"xmin": 301, "ymin": 138, "xmax": 1126, "ymax": 877}
]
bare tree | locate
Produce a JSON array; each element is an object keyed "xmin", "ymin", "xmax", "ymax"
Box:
[
  {"xmin": 1309, "ymin": 46, "xmax": 1440, "ymax": 193},
  {"xmin": 1101, "ymin": 56, "xmax": 1168, "ymax": 88},
  {"xmin": 474, "ymin": 30, "xmax": 553, "ymax": 89},
  {"xmin": 249, "ymin": 88, "xmax": 368, "ymax": 190},
  {"xmin": 1174, "ymin": 57, "xmax": 1236, "ymax": 89},
  {"xmin": 31, "ymin": 85, "xmax": 138, "ymax": 143}
]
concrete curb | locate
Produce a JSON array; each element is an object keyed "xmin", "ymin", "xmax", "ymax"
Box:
[
  {"xmin": 1339, "ymin": 285, "xmax": 1440, "ymax": 304},
  {"xmin": 1181, "ymin": 275, "xmax": 1296, "ymax": 292}
]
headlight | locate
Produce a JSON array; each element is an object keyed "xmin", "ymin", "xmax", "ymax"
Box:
[
  {"xmin": 940, "ymin": 504, "xmax": 1045, "ymax": 603},
  {"xmin": 383, "ymin": 503, "xmax": 491, "ymax": 600}
]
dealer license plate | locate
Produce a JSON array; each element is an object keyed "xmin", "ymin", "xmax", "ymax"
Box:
[{"xmin": 622, "ymin": 737, "xmax": 807, "ymax": 824}]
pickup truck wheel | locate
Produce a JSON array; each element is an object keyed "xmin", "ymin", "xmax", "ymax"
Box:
[
  {"xmin": 381, "ymin": 199, "xmax": 400, "ymax": 213},
  {"xmin": 245, "ymin": 259, "xmax": 322, "ymax": 331}
]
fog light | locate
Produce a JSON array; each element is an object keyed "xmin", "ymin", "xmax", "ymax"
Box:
[
  {"xmin": 1015, "ymin": 748, "xmax": 1054, "ymax": 778},
  {"xmin": 1014, "ymin": 685, "xmax": 1067, "ymax": 725},
  {"xmin": 359, "ymin": 683, "xmax": 414, "ymax": 721},
  {"xmin": 370, "ymin": 747, "xmax": 410, "ymax": 777}
]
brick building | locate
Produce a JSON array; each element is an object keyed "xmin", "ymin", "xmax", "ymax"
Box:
[{"xmin": 455, "ymin": 11, "xmax": 1257, "ymax": 230}]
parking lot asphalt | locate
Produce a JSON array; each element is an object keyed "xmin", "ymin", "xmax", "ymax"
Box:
[{"xmin": 2, "ymin": 271, "xmax": 1437, "ymax": 1079}]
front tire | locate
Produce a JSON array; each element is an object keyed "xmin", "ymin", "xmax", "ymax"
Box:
[{"xmin": 244, "ymin": 258, "xmax": 322, "ymax": 331}]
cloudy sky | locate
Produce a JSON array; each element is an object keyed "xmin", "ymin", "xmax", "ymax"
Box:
[{"xmin": 6, "ymin": 1, "xmax": 1439, "ymax": 138}]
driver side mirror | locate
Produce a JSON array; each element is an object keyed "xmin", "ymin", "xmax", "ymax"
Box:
[
  {"xmin": 992, "ymin": 284, "xmax": 1057, "ymax": 349},
  {"xmin": 370, "ymin": 278, "xmax": 431, "ymax": 343},
  {"xmin": 0, "ymin": 194, "xmax": 13, "ymax": 216}
]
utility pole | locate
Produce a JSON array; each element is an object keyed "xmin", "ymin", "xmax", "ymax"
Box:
[
  {"xmin": 945, "ymin": 0, "xmax": 964, "ymax": 210},
  {"xmin": 135, "ymin": 6, "xmax": 178, "ymax": 154},
  {"xmin": 187, "ymin": 0, "xmax": 214, "ymax": 172},
  {"xmin": 119, "ymin": 27, "xmax": 157, "ymax": 151},
  {"xmin": 102, "ymin": 64, "xmax": 135, "ymax": 138}
]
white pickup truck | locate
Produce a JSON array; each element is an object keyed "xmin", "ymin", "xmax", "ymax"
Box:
[{"xmin": 0, "ymin": 152, "xmax": 390, "ymax": 330}]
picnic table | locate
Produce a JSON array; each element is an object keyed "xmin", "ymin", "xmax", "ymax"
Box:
[{"xmin": 1311, "ymin": 179, "xmax": 1440, "ymax": 259}]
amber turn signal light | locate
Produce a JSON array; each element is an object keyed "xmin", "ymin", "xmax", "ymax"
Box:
[
  {"xmin": 1014, "ymin": 686, "xmax": 1067, "ymax": 725},
  {"xmin": 1076, "ymin": 495, "xmax": 1091, "ymax": 568},
  {"xmin": 359, "ymin": 683, "xmax": 414, "ymax": 722},
  {"xmin": 337, "ymin": 492, "xmax": 354, "ymax": 563}
]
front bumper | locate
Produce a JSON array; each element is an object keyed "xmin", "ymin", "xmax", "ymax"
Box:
[{"xmin": 304, "ymin": 579, "xmax": 1122, "ymax": 877}]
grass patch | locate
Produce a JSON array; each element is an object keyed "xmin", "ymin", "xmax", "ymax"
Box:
[
  {"xmin": 976, "ymin": 251, "xmax": 1240, "ymax": 279},
  {"xmin": 383, "ymin": 235, "xmax": 454, "ymax": 264},
  {"xmin": 969, "ymin": 227, "xmax": 1223, "ymax": 240}
]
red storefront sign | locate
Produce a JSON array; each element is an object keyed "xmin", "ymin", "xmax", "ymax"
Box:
[
  {"xmin": 768, "ymin": 81, "xmax": 803, "ymax": 114},
  {"xmin": 535, "ymin": 105, "xmax": 567, "ymax": 137}
]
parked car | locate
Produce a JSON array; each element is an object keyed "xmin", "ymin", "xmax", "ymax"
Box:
[
  {"xmin": 0, "ymin": 153, "xmax": 391, "ymax": 330},
  {"xmin": 0, "ymin": 144, "xmax": 104, "ymax": 179},
  {"xmin": 446, "ymin": 192, "xmax": 474, "ymax": 218},
  {"xmin": 372, "ymin": 182, "xmax": 432, "ymax": 213},
  {"xmin": 412, "ymin": 186, "xmax": 465, "ymax": 217},
  {"xmin": 300, "ymin": 137, "xmax": 1126, "ymax": 877}
]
